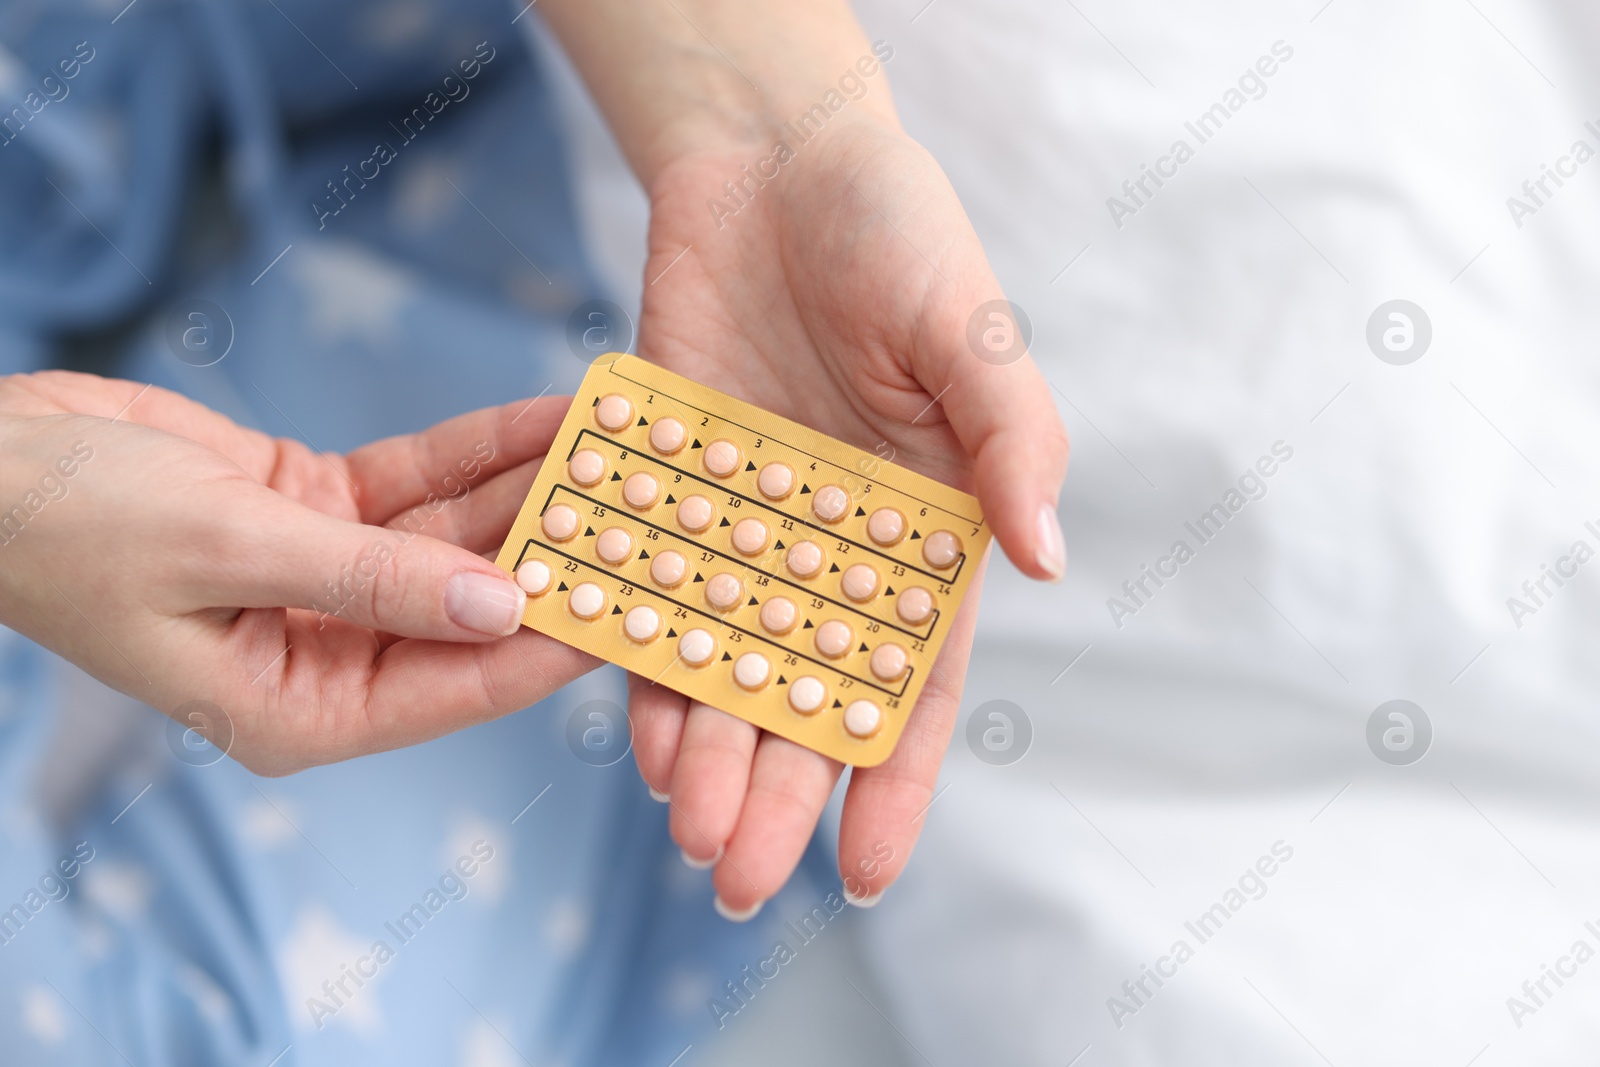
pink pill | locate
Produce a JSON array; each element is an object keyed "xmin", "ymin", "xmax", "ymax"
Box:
[
  {"xmin": 649, "ymin": 417, "xmax": 687, "ymax": 454},
  {"xmin": 815, "ymin": 619, "xmax": 853, "ymax": 659},
  {"xmin": 731, "ymin": 518, "xmax": 770, "ymax": 556},
  {"xmin": 650, "ymin": 549, "xmax": 688, "ymax": 588},
  {"xmin": 757, "ymin": 463, "xmax": 795, "ymax": 500},
  {"xmin": 568, "ymin": 449, "xmax": 607, "ymax": 487},
  {"xmin": 677, "ymin": 494, "xmax": 715, "ymax": 533},
  {"xmin": 705, "ymin": 572, "xmax": 743, "ymax": 611},
  {"xmin": 786, "ymin": 541, "xmax": 825, "ymax": 579},
  {"xmin": 595, "ymin": 526, "xmax": 633, "ymax": 565},
  {"xmin": 595, "ymin": 393, "xmax": 633, "ymax": 432},
  {"xmin": 812, "ymin": 484, "xmax": 850, "ymax": 523},
  {"xmin": 922, "ymin": 530, "xmax": 962, "ymax": 569},
  {"xmin": 704, "ymin": 439, "xmax": 741, "ymax": 477}
]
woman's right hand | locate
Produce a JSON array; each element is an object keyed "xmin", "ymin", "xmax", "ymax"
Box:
[{"xmin": 0, "ymin": 371, "xmax": 597, "ymax": 775}]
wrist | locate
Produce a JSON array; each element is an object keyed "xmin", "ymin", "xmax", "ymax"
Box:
[{"xmin": 644, "ymin": 41, "xmax": 903, "ymax": 185}]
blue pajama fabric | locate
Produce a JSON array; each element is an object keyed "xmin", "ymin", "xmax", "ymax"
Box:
[{"xmin": 0, "ymin": 2, "xmax": 829, "ymax": 1062}]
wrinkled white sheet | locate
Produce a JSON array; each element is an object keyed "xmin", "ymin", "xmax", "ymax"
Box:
[{"xmin": 541, "ymin": 1, "xmax": 1600, "ymax": 1061}]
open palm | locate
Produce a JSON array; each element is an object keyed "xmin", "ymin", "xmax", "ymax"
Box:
[{"xmin": 625, "ymin": 113, "xmax": 1068, "ymax": 914}]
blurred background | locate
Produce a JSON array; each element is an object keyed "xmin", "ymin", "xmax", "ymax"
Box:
[{"xmin": 4, "ymin": 0, "xmax": 1600, "ymax": 1064}]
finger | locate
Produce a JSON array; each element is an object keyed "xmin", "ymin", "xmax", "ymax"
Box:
[
  {"xmin": 833, "ymin": 148, "xmax": 1069, "ymax": 582},
  {"xmin": 836, "ymin": 562, "xmax": 984, "ymax": 905},
  {"xmin": 202, "ymin": 482, "xmax": 530, "ymax": 641},
  {"xmin": 627, "ymin": 672, "xmax": 690, "ymax": 800},
  {"xmin": 6, "ymin": 373, "xmax": 348, "ymax": 505},
  {"xmin": 346, "ymin": 396, "xmax": 570, "ymax": 525},
  {"xmin": 242, "ymin": 614, "xmax": 599, "ymax": 773},
  {"xmin": 668, "ymin": 702, "xmax": 758, "ymax": 866},
  {"xmin": 915, "ymin": 293, "xmax": 1069, "ymax": 583},
  {"xmin": 382, "ymin": 456, "xmax": 543, "ymax": 557},
  {"xmin": 712, "ymin": 734, "xmax": 843, "ymax": 918}
]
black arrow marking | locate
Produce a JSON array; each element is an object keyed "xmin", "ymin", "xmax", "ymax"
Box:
[
  {"xmin": 637, "ymin": 550, "xmax": 650, "ymax": 560},
  {"xmin": 855, "ymin": 506, "xmax": 866, "ymax": 517},
  {"xmin": 693, "ymin": 573, "xmax": 705, "ymax": 582},
  {"xmin": 885, "ymin": 585, "xmax": 895, "ymax": 595},
  {"xmin": 799, "ymin": 484, "xmax": 811, "ymax": 494},
  {"xmin": 667, "ymin": 627, "xmax": 677, "ymax": 637},
  {"xmin": 747, "ymin": 596, "xmax": 759, "ymax": 606},
  {"xmin": 718, "ymin": 517, "xmax": 731, "ymax": 527},
  {"xmin": 858, "ymin": 642, "xmax": 869, "ymax": 652},
  {"xmin": 665, "ymin": 494, "xmax": 676, "ymax": 504},
  {"xmin": 721, "ymin": 651, "xmax": 733, "ymax": 661},
  {"xmin": 832, "ymin": 699, "xmax": 843, "ymax": 708},
  {"xmin": 777, "ymin": 675, "xmax": 787, "ymax": 684},
  {"xmin": 691, "ymin": 439, "xmax": 702, "ymax": 449},
  {"xmin": 557, "ymin": 581, "xmax": 569, "ymax": 591},
  {"xmin": 636, "ymin": 416, "xmax": 648, "ymax": 426},
  {"xmin": 745, "ymin": 461, "xmax": 757, "ymax": 471},
  {"xmin": 584, "ymin": 526, "xmax": 596, "ymax": 537},
  {"xmin": 802, "ymin": 619, "xmax": 814, "ymax": 629},
  {"xmin": 773, "ymin": 539, "xmax": 785, "ymax": 550},
  {"xmin": 612, "ymin": 605, "xmax": 624, "ymax": 615},
  {"xmin": 828, "ymin": 563, "xmax": 840, "ymax": 573},
  {"xmin": 910, "ymin": 530, "xmax": 921, "ymax": 539}
]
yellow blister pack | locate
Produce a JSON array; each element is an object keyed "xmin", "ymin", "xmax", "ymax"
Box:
[{"xmin": 494, "ymin": 353, "xmax": 990, "ymax": 766}]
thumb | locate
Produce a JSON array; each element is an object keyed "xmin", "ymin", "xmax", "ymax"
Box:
[{"xmin": 215, "ymin": 490, "xmax": 527, "ymax": 640}]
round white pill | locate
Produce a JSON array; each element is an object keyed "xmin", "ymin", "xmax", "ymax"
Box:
[
  {"xmin": 623, "ymin": 605, "xmax": 661, "ymax": 643},
  {"xmin": 843, "ymin": 699, "xmax": 883, "ymax": 739},
  {"xmin": 541, "ymin": 504, "xmax": 579, "ymax": 542},
  {"xmin": 731, "ymin": 517, "xmax": 769, "ymax": 556},
  {"xmin": 595, "ymin": 393, "xmax": 633, "ymax": 432},
  {"xmin": 678, "ymin": 628, "xmax": 716, "ymax": 667},
  {"xmin": 649, "ymin": 417, "xmax": 687, "ymax": 454},
  {"xmin": 596, "ymin": 526, "xmax": 633, "ymax": 565},
  {"xmin": 622, "ymin": 471, "xmax": 660, "ymax": 509},
  {"xmin": 732, "ymin": 651, "xmax": 771, "ymax": 690},
  {"xmin": 812, "ymin": 484, "xmax": 850, "ymax": 523},
  {"xmin": 515, "ymin": 559, "xmax": 551, "ymax": 596},
  {"xmin": 757, "ymin": 463, "xmax": 795, "ymax": 500},
  {"xmin": 704, "ymin": 439, "xmax": 741, "ymax": 477},
  {"xmin": 568, "ymin": 582, "xmax": 606, "ymax": 620},
  {"xmin": 649, "ymin": 549, "xmax": 688, "ymax": 588},
  {"xmin": 788, "ymin": 676, "xmax": 827, "ymax": 715}
]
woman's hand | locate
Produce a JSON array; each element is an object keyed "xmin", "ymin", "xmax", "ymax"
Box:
[
  {"xmin": 0, "ymin": 372, "xmax": 596, "ymax": 775},
  {"xmin": 626, "ymin": 111, "xmax": 1068, "ymax": 915}
]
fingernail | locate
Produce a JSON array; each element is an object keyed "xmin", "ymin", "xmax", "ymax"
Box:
[
  {"xmin": 445, "ymin": 572, "xmax": 526, "ymax": 636},
  {"xmin": 681, "ymin": 847, "xmax": 719, "ymax": 870},
  {"xmin": 714, "ymin": 896, "xmax": 763, "ymax": 923},
  {"xmin": 649, "ymin": 787, "xmax": 670, "ymax": 803},
  {"xmin": 843, "ymin": 885, "xmax": 883, "ymax": 909},
  {"xmin": 1035, "ymin": 502, "xmax": 1066, "ymax": 581}
]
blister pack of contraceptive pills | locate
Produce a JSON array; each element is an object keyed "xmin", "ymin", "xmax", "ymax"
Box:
[{"xmin": 494, "ymin": 353, "xmax": 990, "ymax": 766}]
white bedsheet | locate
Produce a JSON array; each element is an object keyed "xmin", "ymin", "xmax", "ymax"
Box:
[{"xmin": 541, "ymin": 1, "xmax": 1600, "ymax": 1061}]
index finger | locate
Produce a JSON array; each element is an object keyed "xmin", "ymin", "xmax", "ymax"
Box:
[
  {"xmin": 834, "ymin": 562, "xmax": 985, "ymax": 904},
  {"xmin": 344, "ymin": 395, "xmax": 571, "ymax": 525}
]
